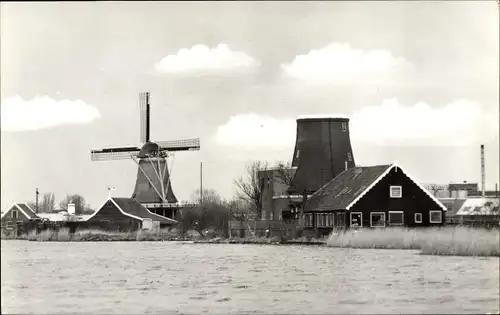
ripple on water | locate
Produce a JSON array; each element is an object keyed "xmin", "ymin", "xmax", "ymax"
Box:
[{"xmin": 1, "ymin": 241, "xmax": 498, "ymax": 314}]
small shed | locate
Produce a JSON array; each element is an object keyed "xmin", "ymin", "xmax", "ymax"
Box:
[
  {"xmin": 1, "ymin": 203, "xmax": 40, "ymax": 232},
  {"xmin": 84, "ymin": 197, "xmax": 178, "ymax": 231},
  {"xmin": 303, "ymin": 162, "xmax": 447, "ymax": 234}
]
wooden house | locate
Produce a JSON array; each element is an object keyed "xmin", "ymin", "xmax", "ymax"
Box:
[
  {"xmin": 84, "ymin": 197, "xmax": 178, "ymax": 231},
  {"xmin": 1, "ymin": 203, "xmax": 40, "ymax": 233},
  {"xmin": 303, "ymin": 163, "xmax": 447, "ymax": 235}
]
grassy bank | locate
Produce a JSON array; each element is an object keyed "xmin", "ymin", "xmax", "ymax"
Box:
[
  {"xmin": 327, "ymin": 226, "xmax": 500, "ymax": 257},
  {"xmin": 13, "ymin": 228, "xmax": 187, "ymax": 242}
]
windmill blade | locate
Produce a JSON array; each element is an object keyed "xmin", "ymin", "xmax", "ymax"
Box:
[
  {"xmin": 91, "ymin": 146, "xmax": 140, "ymax": 161},
  {"xmin": 155, "ymin": 138, "xmax": 201, "ymax": 152},
  {"xmin": 139, "ymin": 92, "xmax": 150, "ymax": 144}
]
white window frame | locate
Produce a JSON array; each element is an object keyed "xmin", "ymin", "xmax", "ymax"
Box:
[
  {"xmin": 5, "ymin": 221, "xmax": 14, "ymax": 230},
  {"xmin": 341, "ymin": 122, "xmax": 347, "ymax": 132},
  {"xmin": 414, "ymin": 213, "xmax": 423, "ymax": 223},
  {"xmin": 389, "ymin": 211, "xmax": 404, "ymax": 226},
  {"xmin": 429, "ymin": 210, "xmax": 442, "ymax": 224},
  {"xmin": 390, "ymin": 185, "xmax": 402, "ymax": 198},
  {"xmin": 370, "ymin": 212, "xmax": 386, "ymax": 228},
  {"xmin": 11, "ymin": 209, "xmax": 18, "ymax": 219},
  {"xmin": 350, "ymin": 212, "xmax": 363, "ymax": 228}
]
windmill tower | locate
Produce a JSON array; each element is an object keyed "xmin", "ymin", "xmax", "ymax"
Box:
[
  {"xmin": 288, "ymin": 115, "xmax": 355, "ymax": 195},
  {"xmin": 90, "ymin": 92, "xmax": 200, "ymax": 218}
]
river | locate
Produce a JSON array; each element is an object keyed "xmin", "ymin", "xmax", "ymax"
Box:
[{"xmin": 1, "ymin": 241, "xmax": 499, "ymax": 314}]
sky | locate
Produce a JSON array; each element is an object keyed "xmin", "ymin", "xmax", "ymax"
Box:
[{"xmin": 1, "ymin": 1, "xmax": 499, "ymax": 211}]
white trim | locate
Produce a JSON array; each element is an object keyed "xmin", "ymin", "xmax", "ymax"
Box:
[
  {"xmin": 390, "ymin": 185, "xmax": 402, "ymax": 198},
  {"xmin": 143, "ymin": 207, "xmax": 178, "ymax": 224},
  {"xmin": 414, "ymin": 213, "xmax": 423, "ymax": 223},
  {"xmin": 388, "ymin": 211, "xmax": 404, "ymax": 225},
  {"xmin": 370, "ymin": 212, "xmax": 386, "ymax": 228},
  {"xmin": 1, "ymin": 204, "xmax": 31, "ymax": 220},
  {"xmin": 350, "ymin": 212, "xmax": 363, "ymax": 228},
  {"xmin": 272, "ymin": 194, "xmax": 313, "ymax": 200},
  {"xmin": 429, "ymin": 210, "xmax": 443, "ymax": 224},
  {"xmin": 24, "ymin": 203, "xmax": 37, "ymax": 214},
  {"xmin": 297, "ymin": 114, "xmax": 350, "ymax": 120},
  {"xmin": 345, "ymin": 162, "xmax": 447, "ymax": 211},
  {"xmin": 85, "ymin": 198, "xmax": 143, "ymax": 222}
]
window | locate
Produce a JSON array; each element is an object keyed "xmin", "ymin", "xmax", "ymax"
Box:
[
  {"xmin": 390, "ymin": 186, "xmax": 402, "ymax": 198},
  {"xmin": 347, "ymin": 152, "xmax": 352, "ymax": 161},
  {"xmin": 350, "ymin": 212, "xmax": 362, "ymax": 228},
  {"xmin": 11, "ymin": 210, "xmax": 18, "ymax": 219},
  {"xmin": 370, "ymin": 212, "xmax": 386, "ymax": 227},
  {"xmin": 389, "ymin": 211, "xmax": 404, "ymax": 225},
  {"xmin": 414, "ymin": 213, "xmax": 423, "ymax": 223},
  {"xmin": 429, "ymin": 210, "xmax": 442, "ymax": 223},
  {"xmin": 341, "ymin": 122, "xmax": 347, "ymax": 132},
  {"xmin": 329, "ymin": 213, "xmax": 335, "ymax": 227}
]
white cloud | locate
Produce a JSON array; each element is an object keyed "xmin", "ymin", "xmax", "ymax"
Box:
[
  {"xmin": 350, "ymin": 98, "xmax": 497, "ymax": 147},
  {"xmin": 281, "ymin": 43, "xmax": 411, "ymax": 83},
  {"xmin": 215, "ymin": 99, "xmax": 496, "ymax": 150},
  {"xmin": 215, "ymin": 113, "xmax": 296, "ymax": 150},
  {"xmin": 1, "ymin": 95, "xmax": 100, "ymax": 132},
  {"xmin": 155, "ymin": 44, "xmax": 260, "ymax": 74}
]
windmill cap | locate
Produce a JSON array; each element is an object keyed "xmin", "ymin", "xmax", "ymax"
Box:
[{"xmin": 297, "ymin": 114, "xmax": 350, "ymax": 121}]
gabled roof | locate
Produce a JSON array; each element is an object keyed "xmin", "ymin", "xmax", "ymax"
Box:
[
  {"xmin": 455, "ymin": 197, "xmax": 500, "ymax": 215},
  {"xmin": 304, "ymin": 165, "xmax": 391, "ymax": 212},
  {"xmin": 304, "ymin": 162, "xmax": 447, "ymax": 212},
  {"xmin": 1, "ymin": 203, "xmax": 39, "ymax": 220},
  {"xmin": 112, "ymin": 198, "xmax": 178, "ymax": 225},
  {"xmin": 86, "ymin": 197, "xmax": 178, "ymax": 225}
]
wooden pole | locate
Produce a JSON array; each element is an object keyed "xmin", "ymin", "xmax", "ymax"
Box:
[
  {"xmin": 35, "ymin": 188, "xmax": 39, "ymax": 213},
  {"xmin": 200, "ymin": 162, "xmax": 203, "ymax": 204}
]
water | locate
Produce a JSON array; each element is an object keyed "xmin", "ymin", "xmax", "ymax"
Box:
[{"xmin": 1, "ymin": 240, "xmax": 499, "ymax": 314}]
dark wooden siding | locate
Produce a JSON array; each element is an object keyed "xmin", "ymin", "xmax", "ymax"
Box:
[
  {"xmin": 350, "ymin": 167, "xmax": 446, "ymax": 228},
  {"xmin": 87, "ymin": 200, "xmax": 141, "ymax": 230},
  {"xmin": 1, "ymin": 206, "xmax": 32, "ymax": 229}
]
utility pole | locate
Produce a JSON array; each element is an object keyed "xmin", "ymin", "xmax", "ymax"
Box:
[
  {"xmin": 200, "ymin": 162, "xmax": 203, "ymax": 204},
  {"xmin": 35, "ymin": 188, "xmax": 39, "ymax": 213}
]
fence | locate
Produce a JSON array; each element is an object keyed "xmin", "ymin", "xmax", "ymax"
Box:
[
  {"xmin": 446, "ymin": 215, "xmax": 500, "ymax": 229},
  {"xmin": 228, "ymin": 220, "xmax": 301, "ymax": 239}
]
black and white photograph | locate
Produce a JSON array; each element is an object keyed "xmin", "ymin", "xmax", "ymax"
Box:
[{"xmin": 1, "ymin": 1, "xmax": 499, "ymax": 314}]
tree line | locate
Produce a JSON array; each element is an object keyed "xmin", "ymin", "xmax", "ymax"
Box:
[
  {"xmin": 177, "ymin": 160, "xmax": 294, "ymax": 237},
  {"xmin": 28, "ymin": 193, "xmax": 95, "ymax": 214}
]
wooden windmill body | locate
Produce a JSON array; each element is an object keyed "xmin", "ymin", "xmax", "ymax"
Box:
[{"xmin": 90, "ymin": 92, "xmax": 200, "ymax": 218}]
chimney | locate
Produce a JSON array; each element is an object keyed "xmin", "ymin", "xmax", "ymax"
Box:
[
  {"xmin": 481, "ymin": 144, "xmax": 485, "ymax": 197},
  {"xmin": 108, "ymin": 186, "xmax": 116, "ymax": 198},
  {"xmin": 67, "ymin": 203, "xmax": 76, "ymax": 215}
]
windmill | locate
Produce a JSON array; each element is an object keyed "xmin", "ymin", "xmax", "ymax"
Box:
[{"xmin": 90, "ymin": 92, "xmax": 200, "ymax": 218}]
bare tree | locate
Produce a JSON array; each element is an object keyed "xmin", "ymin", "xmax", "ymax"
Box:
[
  {"xmin": 41, "ymin": 192, "xmax": 56, "ymax": 213},
  {"xmin": 274, "ymin": 160, "xmax": 295, "ymax": 187},
  {"xmin": 190, "ymin": 188, "xmax": 222, "ymax": 205},
  {"xmin": 59, "ymin": 194, "xmax": 86, "ymax": 214},
  {"xmin": 233, "ymin": 160, "xmax": 268, "ymax": 219}
]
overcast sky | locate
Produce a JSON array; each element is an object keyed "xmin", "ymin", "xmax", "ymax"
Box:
[{"xmin": 1, "ymin": 1, "xmax": 499, "ymax": 211}]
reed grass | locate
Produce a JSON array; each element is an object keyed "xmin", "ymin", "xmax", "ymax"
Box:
[
  {"xmin": 327, "ymin": 226, "xmax": 500, "ymax": 257},
  {"xmin": 22, "ymin": 228, "xmax": 181, "ymax": 242}
]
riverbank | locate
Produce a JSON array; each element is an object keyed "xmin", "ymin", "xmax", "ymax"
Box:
[
  {"xmin": 2, "ymin": 226, "xmax": 498, "ymax": 257},
  {"xmin": 326, "ymin": 226, "xmax": 500, "ymax": 257}
]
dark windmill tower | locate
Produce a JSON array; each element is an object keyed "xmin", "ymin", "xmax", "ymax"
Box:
[
  {"xmin": 90, "ymin": 92, "xmax": 200, "ymax": 218},
  {"xmin": 289, "ymin": 115, "xmax": 356, "ymax": 196}
]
